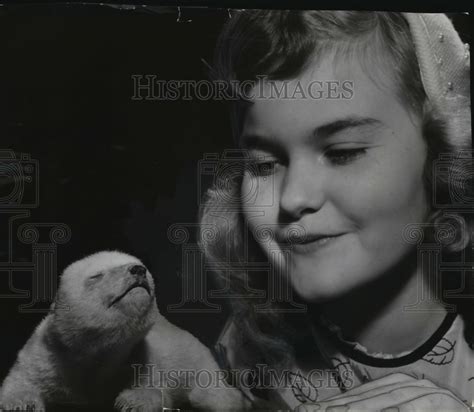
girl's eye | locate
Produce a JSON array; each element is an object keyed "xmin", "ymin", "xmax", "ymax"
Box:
[
  {"xmin": 90, "ymin": 273, "xmax": 104, "ymax": 281},
  {"xmin": 246, "ymin": 159, "xmax": 279, "ymax": 177},
  {"xmin": 325, "ymin": 148, "xmax": 367, "ymax": 165},
  {"xmin": 255, "ymin": 161, "xmax": 277, "ymax": 176}
]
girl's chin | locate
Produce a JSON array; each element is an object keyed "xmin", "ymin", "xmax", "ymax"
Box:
[{"xmin": 291, "ymin": 273, "xmax": 356, "ymax": 304}]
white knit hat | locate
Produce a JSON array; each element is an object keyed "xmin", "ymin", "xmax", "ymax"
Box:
[{"xmin": 403, "ymin": 13, "xmax": 471, "ymax": 148}]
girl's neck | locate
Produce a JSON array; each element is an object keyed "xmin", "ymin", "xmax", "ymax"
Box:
[{"xmin": 315, "ymin": 250, "xmax": 448, "ymax": 355}]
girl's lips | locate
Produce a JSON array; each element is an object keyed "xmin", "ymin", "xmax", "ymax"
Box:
[{"xmin": 289, "ymin": 233, "xmax": 346, "ymax": 254}]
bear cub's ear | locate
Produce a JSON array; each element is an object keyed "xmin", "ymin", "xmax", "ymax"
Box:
[{"xmin": 50, "ymin": 293, "xmax": 64, "ymax": 312}]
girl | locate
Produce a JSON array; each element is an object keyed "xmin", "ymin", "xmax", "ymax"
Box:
[{"xmin": 200, "ymin": 11, "xmax": 472, "ymax": 411}]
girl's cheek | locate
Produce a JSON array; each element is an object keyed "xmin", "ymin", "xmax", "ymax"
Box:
[
  {"xmin": 241, "ymin": 174, "xmax": 281, "ymax": 239},
  {"xmin": 334, "ymin": 152, "xmax": 429, "ymax": 251},
  {"xmin": 337, "ymin": 143, "xmax": 424, "ymax": 212}
]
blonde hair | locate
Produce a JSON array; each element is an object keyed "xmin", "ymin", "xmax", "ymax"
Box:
[{"xmin": 199, "ymin": 11, "xmax": 473, "ymax": 368}]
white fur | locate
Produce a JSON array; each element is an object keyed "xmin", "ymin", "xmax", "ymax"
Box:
[{"xmin": 0, "ymin": 251, "xmax": 250, "ymax": 412}]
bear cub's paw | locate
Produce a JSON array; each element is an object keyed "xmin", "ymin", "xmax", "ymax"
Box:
[
  {"xmin": 0, "ymin": 391, "xmax": 45, "ymax": 411},
  {"xmin": 114, "ymin": 388, "xmax": 162, "ymax": 412}
]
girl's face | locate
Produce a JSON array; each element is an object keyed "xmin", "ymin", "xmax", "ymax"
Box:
[{"xmin": 240, "ymin": 56, "xmax": 430, "ymax": 303}]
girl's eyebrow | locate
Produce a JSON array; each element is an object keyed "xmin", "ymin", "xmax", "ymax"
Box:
[
  {"xmin": 240, "ymin": 116, "xmax": 383, "ymax": 151},
  {"xmin": 314, "ymin": 116, "xmax": 383, "ymax": 140}
]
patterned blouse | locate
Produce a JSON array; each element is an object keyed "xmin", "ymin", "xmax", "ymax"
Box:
[{"xmin": 214, "ymin": 311, "xmax": 474, "ymax": 410}]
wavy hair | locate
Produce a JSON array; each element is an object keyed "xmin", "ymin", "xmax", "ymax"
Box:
[{"xmin": 199, "ymin": 11, "xmax": 473, "ymax": 369}]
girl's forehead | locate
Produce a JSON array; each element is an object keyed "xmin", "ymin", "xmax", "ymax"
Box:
[
  {"xmin": 246, "ymin": 66, "xmax": 396, "ymax": 125},
  {"xmin": 297, "ymin": 49, "xmax": 396, "ymax": 93},
  {"xmin": 240, "ymin": 65, "xmax": 423, "ymax": 152}
]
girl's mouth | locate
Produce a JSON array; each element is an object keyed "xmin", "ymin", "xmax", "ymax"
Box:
[{"xmin": 289, "ymin": 234, "xmax": 345, "ymax": 254}]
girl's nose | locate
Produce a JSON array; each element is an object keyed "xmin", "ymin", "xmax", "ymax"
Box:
[{"xmin": 279, "ymin": 158, "xmax": 326, "ymax": 220}]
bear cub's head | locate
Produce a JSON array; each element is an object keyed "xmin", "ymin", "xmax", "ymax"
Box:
[{"xmin": 50, "ymin": 251, "xmax": 158, "ymax": 352}]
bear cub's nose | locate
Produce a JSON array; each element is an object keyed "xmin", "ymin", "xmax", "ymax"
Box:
[{"xmin": 129, "ymin": 265, "xmax": 147, "ymax": 278}]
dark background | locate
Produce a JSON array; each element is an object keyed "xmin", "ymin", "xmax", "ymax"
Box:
[
  {"xmin": 0, "ymin": 4, "xmax": 236, "ymax": 384},
  {"xmin": 0, "ymin": 2, "xmax": 470, "ymax": 406}
]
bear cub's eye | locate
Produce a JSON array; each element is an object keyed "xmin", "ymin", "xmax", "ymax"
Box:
[{"xmin": 90, "ymin": 272, "xmax": 104, "ymax": 281}]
